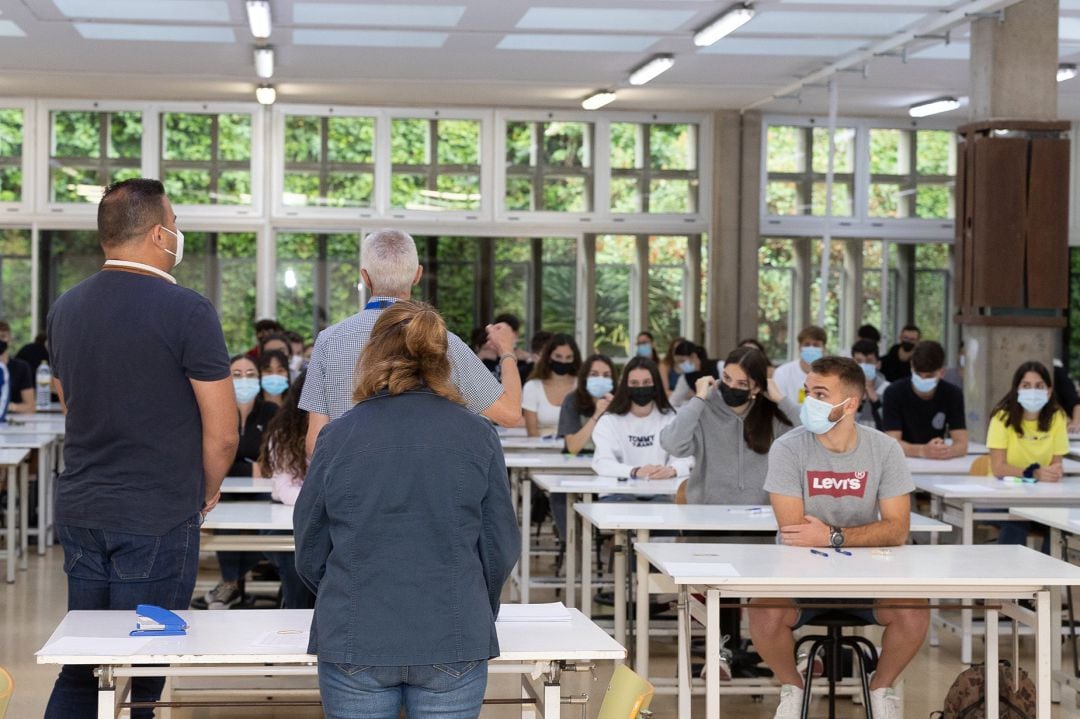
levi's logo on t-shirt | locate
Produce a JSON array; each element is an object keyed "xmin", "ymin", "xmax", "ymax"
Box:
[{"xmin": 806, "ymin": 470, "xmax": 868, "ymax": 498}]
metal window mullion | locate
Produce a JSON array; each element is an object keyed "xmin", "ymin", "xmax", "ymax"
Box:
[
  {"xmin": 208, "ymin": 232, "xmax": 221, "ymax": 306},
  {"xmin": 531, "ymin": 122, "xmax": 544, "ymax": 211},
  {"xmin": 427, "ymin": 120, "xmax": 438, "ymax": 192},
  {"xmin": 640, "ymin": 124, "xmax": 652, "ymax": 213},
  {"xmin": 97, "ymin": 112, "xmax": 109, "ymax": 187},
  {"xmin": 530, "ymin": 237, "xmax": 542, "ymax": 337},
  {"xmin": 319, "ymin": 117, "xmax": 331, "ymax": 204},
  {"xmin": 210, "ymin": 115, "xmax": 220, "ymax": 205},
  {"xmin": 316, "ymin": 234, "xmax": 330, "ymax": 337}
]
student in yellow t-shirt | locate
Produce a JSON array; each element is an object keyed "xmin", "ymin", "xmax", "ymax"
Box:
[{"xmin": 986, "ymin": 361, "xmax": 1069, "ymax": 548}]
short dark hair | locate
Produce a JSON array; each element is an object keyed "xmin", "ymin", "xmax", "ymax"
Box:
[
  {"xmin": 530, "ymin": 330, "xmax": 553, "ymax": 355},
  {"xmin": 97, "ymin": 178, "xmax": 167, "ymax": 248},
  {"xmin": 809, "ymin": 356, "xmax": 865, "ymax": 399},
  {"xmin": 856, "ymin": 324, "xmax": 881, "ymax": 343},
  {"xmin": 255, "ymin": 319, "xmax": 284, "ymax": 334},
  {"xmin": 851, "ymin": 339, "xmax": 879, "ymax": 360},
  {"xmin": 493, "ymin": 313, "xmax": 521, "ymax": 333},
  {"xmin": 901, "ymin": 324, "xmax": 921, "ymax": 336},
  {"xmin": 673, "ymin": 340, "xmax": 704, "ymax": 359},
  {"xmin": 911, "ymin": 340, "xmax": 945, "ymax": 373},
  {"xmin": 284, "ymin": 331, "xmax": 304, "ymax": 345},
  {"xmin": 797, "ymin": 325, "xmax": 828, "ymax": 345}
]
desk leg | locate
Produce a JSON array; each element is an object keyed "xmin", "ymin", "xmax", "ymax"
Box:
[
  {"xmin": 36, "ymin": 447, "xmax": 47, "ymax": 555},
  {"xmin": 45, "ymin": 442, "xmax": 56, "ymax": 548},
  {"xmin": 929, "ymin": 497, "xmax": 940, "ymax": 647},
  {"xmin": 706, "ymin": 589, "xmax": 720, "ymax": 719},
  {"xmin": 521, "ymin": 474, "xmax": 532, "ymax": 604},
  {"xmin": 565, "ymin": 491, "xmax": 577, "ymax": 609},
  {"xmin": 986, "ymin": 604, "xmax": 998, "ymax": 719},
  {"xmin": 1038, "ymin": 590, "xmax": 1053, "ymax": 719},
  {"xmin": 544, "ymin": 679, "xmax": 561, "ymax": 719},
  {"xmin": 19, "ymin": 462, "xmax": 29, "ymax": 570},
  {"xmin": 613, "ymin": 529, "xmax": 627, "ymax": 654},
  {"xmin": 961, "ymin": 501, "xmax": 974, "ymax": 665},
  {"xmin": 678, "ymin": 588, "xmax": 691, "ymax": 719},
  {"xmin": 5, "ymin": 465, "xmax": 14, "ymax": 583},
  {"xmin": 97, "ymin": 666, "xmax": 116, "ymax": 719},
  {"xmin": 635, "ymin": 529, "xmax": 650, "ymax": 677},
  {"xmin": 1051, "ymin": 528, "xmax": 1064, "ymax": 703},
  {"xmin": 581, "ymin": 496, "xmax": 594, "ymax": 620}
]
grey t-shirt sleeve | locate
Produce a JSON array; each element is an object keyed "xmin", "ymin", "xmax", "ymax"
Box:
[
  {"xmin": 877, "ymin": 434, "xmax": 915, "ymax": 499},
  {"xmin": 763, "ymin": 435, "xmax": 804, "ymax": 498},
  {"xmin": 298, "ymin": 331, "xmax": 330, "ymax": 415},
  {"xmin": 557, "ymin": 393, "xmax": 583, "ymax": 438},
  {"xmin": 447, "ymin": 333, "xmax": 504, "ymax": 415}
]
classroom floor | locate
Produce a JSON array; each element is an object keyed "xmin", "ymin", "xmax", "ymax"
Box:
[{"xmin": 2, "ymin": 542, "xmax": 1076, "ymax": 718}]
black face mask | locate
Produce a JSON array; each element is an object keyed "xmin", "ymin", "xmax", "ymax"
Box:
[
  {"xmin": 550, "ymin": 361, "xmax": 575, "ymax": 376},
  {"xmin": 628, "ymin": 386, "xmax": 656, "ymax": 407},
  {"xmin": 719, "ymin": 382, "xmax": 751, "ymax": 407},
  {"xmin": 900, "ymin": 341, "xmax": 915, "ymax": 352}
]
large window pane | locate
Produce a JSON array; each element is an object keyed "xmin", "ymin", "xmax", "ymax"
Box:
[
  {"xmin": 392, "ymin": 119, "xmax": 481, "ymax": 211},
  {"xmin": 275, "ymin": 233, "xmax": 360, "ymax": 341},
  {"xmin": 809, "ymin": 239, "xmax": 845, "ymax": 347},
  {"xmin": 161, "ymin": 112, "xmax": 252, "ymax": 206},
  {"xmin": 914, "ymin": 243, "xmax": 951, "ymax": 344},
  {"xmin": 765, "ymin": 124, "xmax": 853, "ymax": 218},
  {"xmin": 170, "ymin": 231, "xmax": 257, "ymax": 353},
  {"xmin": 0, "ymin": 109, "xmax": 23, "ymax": 202},
  {"xmin": 868, "ymin": 127, "xmax": 955, "ymax": 219},
  {"xmin": 758, "ymin": 238, "xmax": 795, "ymax": 361},
  {"xmin": 505, "ymin": 121, "xmax": 593, "ymax": 212},
  {"xmin": 50, "ymin": 110, "xmax": 142, "ymax": 203},
  {"xmin": 540, "ymin": 237, "xmax": 576, "ymax": 336},
  {"xmin": 412, "ymin": 236, "xmax": 478, "ymax": 338},
  {"xmin": 610, "ymin": 122, "xmax": 698, "ymax": 213},
  {"xmin": 493, "ymin": 238, "xmax": 530, "ymax": 323},
  {"xmin": 595, "ymin": 235, "xmax": 635, "ymax": 356},
  {"xmin": 0, "ymin": 229, "xmax": 31, "ymax": 343},
  {"xmin": 41, "ymin": 230, "xmax": 100, "ymax": 310},
  {"xmin": 647, "ymin": 236, "xmax": 689, "ymax": 344},
  {"xmin": 282, "ymin": 115, "xmax": 375, "ymax": 208}
]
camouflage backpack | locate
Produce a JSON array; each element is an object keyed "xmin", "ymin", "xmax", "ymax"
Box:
[{"xmin": 931, "ymin": 661, "xmax": 1036, "ymax": 719}]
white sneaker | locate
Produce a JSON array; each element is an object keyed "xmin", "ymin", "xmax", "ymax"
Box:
[
  {"xmin": 206, "ymin": 581, "xmax": 242, "ymax": 610},
  {"xmin": 870, "ymin": 686, "xmax": 901, "ymax": 719},
  {"xmin": 773, "ymin": 684, "xmax": 804, "ymax": 719}
]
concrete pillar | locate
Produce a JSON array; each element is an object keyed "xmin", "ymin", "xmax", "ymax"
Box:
[
  {"xmin": 684, "ymin": 234, "xmax": 702, "ymax": 342},
  {"xmin": 792, "ymin": 240, "xmax": 813, "ymax": 355},
  {"xmin": 707, "ymin": 110, "xmax": 742, "ymax": 358},
  {"xmin": 737, "ymin": 111, "xmax": 763, "ymax": 345},
  {"xmin": 895, "ymin": 244, "xmax": 914, "ymax": 331},
  {"xmin": 632, "ymin": 234, "xmax": 648, "ymax": 341},
  {"xmin": 841, "ymin": 238, "xmax": 863, "ymax": 353},
  {"xmin": 576, "ymin": 234, "xmax": 596, "ymax": 354}
]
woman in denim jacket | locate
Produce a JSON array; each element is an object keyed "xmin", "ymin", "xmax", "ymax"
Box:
[{"xmin": 295, "ymin": 300, "xmax": 520, "ymax": 719}]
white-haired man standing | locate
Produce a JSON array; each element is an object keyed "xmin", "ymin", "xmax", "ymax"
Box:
[{"xmin": 301, "ymin": 229, "xmax": 522, "ymax": 455}]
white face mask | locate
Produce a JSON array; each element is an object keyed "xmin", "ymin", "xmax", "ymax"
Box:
[{"xmin": 160, "ymin": 225, "xmax": 184, "ymax": 268}]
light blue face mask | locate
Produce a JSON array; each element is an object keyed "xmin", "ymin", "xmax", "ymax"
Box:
[
  {"xmin": 233, "ymin": 377, "xmax": 260, "ymax": 404},
  {"xmin": 261, "ymin": 375, "xmax": 289, "ymax": 397},
  {"xmin": 911, "ymin": 374, "xmax": 939, "ymax": 394},
  {"xmin": 1017, "ymin": 388, "xmax": 1050, "ymax": 413},
  {"xmin": 799, "ymin": 395, "xmax": 848, "ymax": 435},
  {"xmin": 859, "ymin": 363, "xmax": 877, "ymax": 381},
  {"xmin": 636, "ymin": 343, "xmax": 653, "ymax": 358},
  {"xmin": 586, "ymin": 376, "xmax": 614, "ymax": 398},
  {"xmin": 800, "ymin": 346, "xmax": 824, "ymax": 365},
  {"xmin": 679, "ymin": 360, "xmax": 695, "ymax": 374}
]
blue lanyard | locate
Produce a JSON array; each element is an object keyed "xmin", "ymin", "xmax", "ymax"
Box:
[{"xmin": 365, "ymin": 298, "xmax": 396, "ymax": 310}]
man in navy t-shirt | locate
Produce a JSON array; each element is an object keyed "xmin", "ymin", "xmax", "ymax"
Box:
[{"xmin": 44, "ymin": 178, "xmax": 239, "ymax": 719}]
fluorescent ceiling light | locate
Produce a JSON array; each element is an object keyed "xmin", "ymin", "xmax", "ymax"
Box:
[
  {"xmin": 256, "ymin": 84, "xmax": 276, "ymax": 105},
  {"xmin": 254, "ymin": 47, "xmax": 274, "ymax": 78},
  {"xmin": 909, "ymin": 96, "xmax": 959, "ymax": 118},
  {"xmin": 693, "ymin": 4, "xmax": 755, "ymax": 47},
  {"xmin": 582, "ymin": 90, "xmax": 616, "ymax": 110},
  {"xmin": 1059, "ymin": 63, "xmax": 1078, "ymax": 82},
  {"xmin": 246, "ymin": 0, "xmax": 272, "ymax": 39},
  {"xmin": 628, "ymin": 54, "xmax": 674, "ymax": 86}
]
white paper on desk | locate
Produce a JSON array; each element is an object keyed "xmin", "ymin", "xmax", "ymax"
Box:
[
  {"xmin": 252, "ymin": 630, "xmax": 309, "ymax": 650},
  {"xmin": 726, "ymin": 507, "xmax": 773, "ymax": 515},
  {"xmin": 37, "ymin": 636, "xmax": 152, "ymax": 657},
  {"xmin": 934, "ymin": 483, "xmax": 998, "ymax": 492},
  {"xmin": 497, "ymin": 602, "xmax": 572, "ymax": 623},
  {"xmin": 665, "ymin": 562, "xmax": 740, "ymax": 578}
]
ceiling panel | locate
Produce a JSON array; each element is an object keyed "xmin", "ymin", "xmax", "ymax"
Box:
[
  {"xmin": 292, "ymin": 29, "xmax": 449, "ymax": 47},
  {"xmin": 516, "ymin": 7, "xmax": 695, "ymax": 32},
  {"xmin": 698, "ymin": 38, "xmax": 866, "ymax": 56},
  {"xmin": 0, "ymin": 19, "xmax": 23, "ymax": 36},
  {"xmin": 73, "ymin": 22, "xmax": 236, "ymax": 42},
  {"xmin": 53, "ymin": 0, "xmax": 231, "ymax": 22},
  {"xmin": 292, "ymin": 3, "xmax": 466, "ymax": 28},
  {"xmin": 496, "ymin": 34, "xmax": 659, "ymax": 52},
  {"xmin": 737, "ymin": 10, "xmax": 924, "ymax": 36}
]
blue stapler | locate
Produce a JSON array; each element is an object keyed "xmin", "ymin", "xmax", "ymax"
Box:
[{"xmin": 130, "ymin": 604, "xmax": 188, "ymax": 637}]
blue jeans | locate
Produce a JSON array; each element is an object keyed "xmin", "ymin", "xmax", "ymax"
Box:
[
  {"xmin": 319, "ymin": 660, "xmax": 488, "ymax": 719},
  {"xmin": 261, "ymin": 530, "xmax": 315, "ymax": 609},
  {"xmin": 45, "ymin": 514, "xmax": 201, "ymax": 719}
]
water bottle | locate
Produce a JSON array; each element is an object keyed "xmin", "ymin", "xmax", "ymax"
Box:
[{"xmin": 36, "ymin": 362, "xmax": 52, "ymax": 410}]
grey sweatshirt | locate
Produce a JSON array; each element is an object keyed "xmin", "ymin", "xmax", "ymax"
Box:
[{"xmin": 659, "ymin": 388, "xmax": 801, "ymax": 505}]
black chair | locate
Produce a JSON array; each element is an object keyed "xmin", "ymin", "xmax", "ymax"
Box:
[{"xmin": 793, "ymin": 610, "xmax": 879, "ymax": 719}]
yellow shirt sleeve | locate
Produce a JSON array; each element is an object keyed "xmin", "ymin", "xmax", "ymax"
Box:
[
  {"xmin": 986, "ymin": 412, "xmax": 1009, "ymax": 450},
  {"xmin": 1050, "ymin": 411, "xmax": 1070, "ymax": 457}
]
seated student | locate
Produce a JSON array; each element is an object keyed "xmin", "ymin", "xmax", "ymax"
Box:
[
  {"xmin": 284, "ymin": 331, "xmax": 305, "ymax": 379},
  {"xmin": 883, "ymin": 340, "xmax": 968, "ymax": 458},
  {"xmin": 737, "ymin": 337, "xmax": 775, "ymax": 378},
  {"xmin": 259, "ymin": 332, "xmax": 292, "ymax": 360},
  {"xmin": 0, "ymin": 323, "xmax": 34, "ymax": 413},
  {"xmin": 661, "ymin": 346, "xmax": 797, "ymax": 504},
  {"xmin": 258, "ymin": 349, "xmax": 291, "ymax": 408},
  {"xmin": 257, "ymin": 371, "xmax": 315, "ymax": 609},
  {"xmin": 670, "ymin": 341, "xmax": 718, "ymax": 408},
  {"xmin": 661, "ymin": 336, "xmax": 688, "ymax": 394},
  {"xmin": 749, "ymin": 357, "xmax": 925, "ymax": 719},
  {"xmin": 592, "ymin": 357, "xmax": 692, "ymax": 479},
  {"xmin": 15, "ymin": 331, "xmax": 48, "ymax": 372},
  {"xmin": 294, "ymin": 301, "xmax": 518, "ymax": 719},
  {"xmin": 634, "ymin": 331, "xmax": 660, "ymax": 362},
  {"xmin": 987, "ymin": 361, "xmax": 1068, "ymax": 548},
  {"xmin": 246, "ymin": 318, "xmax": 284, "ymax": 358},
  {"xmin": 852, "ymin": 339, "xmax": 888, "ymax": 430},
  {"xmin": 549, "ymin": 354, "xmax": 617, "ymax": 539},
  {"xmin": 522, "ymin": 333, "xmax": 580, "ymax": 437},
  {"xmin": 521, "ymin": 329, "xmax": 553, "ymax": 381},
  {"xmin": 772, "ymin": 325, "xmax": 827, "ymax": 404},
  {"xmin": 490, "ymin": 313, "xmax": 532, "ymax": 383},
  {"xmin": 857, "ymin": 323, "xmax": 881, "ymax": 347},
  {"xmin": 1051, "ymin": 359, "xmax": 1080, "ymax": 433},
  {"xmin": 880, "ymin": 324, "xmax": 920, "ymax": 382}
]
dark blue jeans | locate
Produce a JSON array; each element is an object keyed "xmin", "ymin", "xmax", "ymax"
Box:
[
  {"xmin": 45, "ymin": 514, "xmax": 201, "ymax": 719},
  {"xmin": 319, "ymin": 660, "xmax": 488, "ymax": 719}
]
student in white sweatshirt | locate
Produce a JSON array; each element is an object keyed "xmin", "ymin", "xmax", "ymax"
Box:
[{"xmin": 592, "ymin": 357, "xmax": 693, "ymax": 479}]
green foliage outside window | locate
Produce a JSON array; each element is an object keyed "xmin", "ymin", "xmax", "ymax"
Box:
[
  {"xmin": 283, "ymin": 115, "xmax": 375, "ymax": 208},
  {"xmin": 765, "ymin": 125, "xmax": 853, "ymax": 217},
  {"xmin": 868, "ymin": 128, "xmax": 955, "ymax": 219},
  {"xmin": 595, "ymin": 235, "xmax": 634, "ymax": 356},
  {"xmin": 505, "ymin": 121, "xmax": 592, "ymax": 212},
  {"xmin": 170, "ymin": 232, "xmax": 258, "ymax": 354},
  {"xmin": 392, "ymin": 119, "xmax": 481, "ymax": 211},
  {"xmin": 161, "ymin": 113, "xmax": 252, "ymax": 206},
  {"xmin": 275, "ymin": 233, "xmax": 360, "ymax": 342},
  {"xmin": 0, "ymin": 109, "xmax": 22, "ymax": 202},
  {"xmin": 0, "ymin": 229, "xmax": 31, "ymax": 343},
  {"xmin": 610, "ymin": 123, "xmax": 698, "ymax": 213},
  {"xmin": 50, "ymin": 110, "xmax": 142, "ymax": 203},
  {"xmin": 758, "ymin": 238, "xmax": 795, "ymax": 360}
]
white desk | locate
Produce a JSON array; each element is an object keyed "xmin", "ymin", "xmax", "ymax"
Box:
[
  {"xmin": 907, "ymin": 454, "xmax": 1080, "ymax": 475},
  {"xmin": 968, "ymin": 442, "xmax": 988, "ymax": 455},
  {"xmin": 3, "ymin": 415, "xmax": 66, "ymax": 434},
  {"xmin": 503, "ymin": 454, "xmax": 594, "ymax": 604},
  {"xmin": 36, "ymin": 607, "xmax": 625, "ymax": 719},
  {"xmin": 575, "ymin": 503, "xmax": 951, "ymax": 682},
  {"xmin": 220, "ymin": 476, "xmax": 275, "ymax": 494},
  {"xmin": 200, "ymin": 501, "xmax": 294, "ymax": 552},
  {"xmin": 500, "ymin": 436, "xmax": 564, "ymax": 452},
  {"xmin": 531, "ymin": 473, "xmax": 682, "ymax": 632},
  {"xmin": 0, "ymin": 432, "xmax": 60, "ymax": 555},
  {"xmin": 637, "ymin": 542, "xmax": 1080, "ymax": 719},
  {"xmin": 0, "ymin": 448, "xmax": 30, "ymax": 583}
]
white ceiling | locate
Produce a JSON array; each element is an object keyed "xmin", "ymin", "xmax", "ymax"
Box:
[{"xmin": 0, "ymin": 0, "xmax": 1078, "ymax": 118}]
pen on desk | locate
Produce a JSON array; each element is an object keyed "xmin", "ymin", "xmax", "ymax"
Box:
[
  {"xmin": 810, "ymin": 549, "xmax": 829, "ymax": 558},
  {"xmin": 835, "ymin": 549, "xmax": 853, "ymax": 556}
]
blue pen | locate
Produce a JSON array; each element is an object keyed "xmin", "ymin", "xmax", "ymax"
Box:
[
  {"xmin": 835, "ymin": 549, "xmax": 853, "ymax": 556},
  {"xmin": 810, "ymin": 549, "xmax": 829, "ymax": 558}
]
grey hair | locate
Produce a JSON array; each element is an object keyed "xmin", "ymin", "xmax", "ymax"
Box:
[{"xmin": 360, "ymin": 229, "xmax": 420, "ymax": 296}]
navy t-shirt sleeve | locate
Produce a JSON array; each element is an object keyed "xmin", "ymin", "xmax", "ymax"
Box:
[
  {"xmin": 180, "ymin": 299, "xmax": 231, "ymax": 382},
  {"xmin": 8, "ymin": 358, "xmax": 32, "ymax": 394},
  {"xmin": 881, "ymin": 383, "xmax": 902, "ymax": 433},
  {"xmin": 944, "ymin": 383, "xmax": 967, "ymax": 431}
]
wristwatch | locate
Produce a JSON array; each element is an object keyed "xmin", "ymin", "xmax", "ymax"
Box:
[{"xmin": 829, "ymin": 526, "xmax": 845, "ymax": 549}]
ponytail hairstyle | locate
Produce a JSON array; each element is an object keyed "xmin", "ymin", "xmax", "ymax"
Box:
[
  {"xmin": 353, "ymin": 300, "xmax": 464, "ymax": 405},
  {"xmin": 724, "ymin": 346, "xmax": 791, "ymax": 454}
]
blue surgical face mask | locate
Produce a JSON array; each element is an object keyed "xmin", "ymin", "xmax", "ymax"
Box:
[
  {"xmin": 233, "ymin": 377, "xmax": 260, "ymax": 404},
  {"xmin": 799, "ymin": 395, "xmax": 849, "ymax": 435},
  {"xmin": 679, "ymin": 360, "xmax": 695, "ymax": 374},
  {"xmin": 911, "ymin": 374, "xmax": 939, "ymax": 394},
  {"xmin": 859, "ymin": 363, "xmax": 877, "ymax": 381},
  {"xmin": 636, "ymin": 343, "xmax": 653, "ymax": 358},
  {"xmin": 586, "ymin": 376, "xmax": 614, "ymax": 398},
  {"xmin": 800, "ymin": 346, "xmax": 824, "ymax": 365},
  {"xmin": 261, "ymin": 375, "xmax": 289, "ymax": 397},
  {"xmin": 1017, "ymin": 388, "xmax": 1050, "ymax": 413}
]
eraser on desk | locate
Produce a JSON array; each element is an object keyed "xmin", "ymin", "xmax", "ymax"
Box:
[{"xmin": 871, "ymin": 548, "xmax": 892, "ymax": 559}]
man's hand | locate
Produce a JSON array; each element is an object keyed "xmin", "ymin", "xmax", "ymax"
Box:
[
  {"xmin": 766, "ymin": 376, "xmax": 785, "ymax": 404},
  {"xmin": 695, "ymin": 376, "xmax": 716, "ymax": 400},
  {"xmin": 487, "ymin": 323, "xmax": 517, "ymax": 356},
  {"xmin": 779, "ymin": 515, "xmax": 830, "ymax": 547},
  {"xmin": 924, "ymin": 438, "xmax": 952, "ymax": 460},
  {"xmin": 202, "ymin": 490, "xmax": 221, "ymax": 518},
  {"xmin": 1037, "ymin": 464, "xmax": 1064, "ymax": 483}
]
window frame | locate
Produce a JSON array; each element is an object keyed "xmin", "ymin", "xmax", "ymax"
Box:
[{"xmin": 0, "ymin": 100, "xmax": 34, "ymax": 216}]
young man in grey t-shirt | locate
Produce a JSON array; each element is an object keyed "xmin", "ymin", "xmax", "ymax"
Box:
[{"xmin": 749, "ymin": 357, "xmax": 927, "ymax": 719}]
